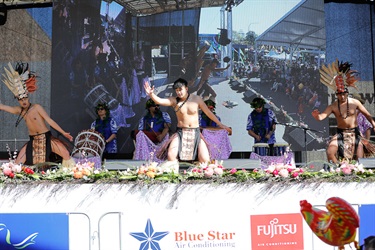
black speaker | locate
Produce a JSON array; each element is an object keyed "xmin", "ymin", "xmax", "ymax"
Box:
[
  {"xmin": 358, "ymin": 158, "xmax": 375, "ymax": 169},
  {"xmin": 282, "ymin": 126, "xmax": 316, "ymax": 151},
  {"xmin": 0, "ymin": 4, "xmax": 7, "ymax": 26},
  {"xmin": 218, "ymin": 29, "xmax": 231, "ymax": 46}
]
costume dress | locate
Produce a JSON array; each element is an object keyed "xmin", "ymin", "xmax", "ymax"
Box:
[
  {"xmin": 200, "ymin": 114, "xmax": 232, "ymax": 160},
  {"xmin": 134, "ymin": 111, "xmax": 171, "ymax": 161},
  {"xmin": 357, "ymin": 113, "xmax": 373, "ymax": 136},
  {"xmin": 91, "ymin": 117, "xmax": 118, "ymax": 153}
]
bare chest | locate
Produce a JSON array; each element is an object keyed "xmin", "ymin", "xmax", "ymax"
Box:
[
  {"xmin": 175, "ymin": 100, "xmax": 198, "ymax": 116},
  {"xmin": 332, "ymin": 102, "xmax": 357, "ymax": 120},
  {"xmin": 22, "ymin": 107, "xmax": 40, "ymax": 124}
]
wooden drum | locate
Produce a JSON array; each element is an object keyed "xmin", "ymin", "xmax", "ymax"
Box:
[{"xmin": 72, "ymin": 129, "xmax": 106, "ymax": 157}]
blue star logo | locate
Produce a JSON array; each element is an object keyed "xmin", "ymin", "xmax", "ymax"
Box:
[{"xmin": 130, "ymin": 219, "xmax": 169, "ymax": 250}]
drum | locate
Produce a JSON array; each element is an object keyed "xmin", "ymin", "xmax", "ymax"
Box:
[
  {"xmin": 273, "ymin": 143, "xmax": 289, "ymax": 156},
  {"xmin": 132, "ymin": 130, "xmax": 161, "ymax": 144},
  {"xmin": 72, "ymin": 129, "xmax": 106, "ymax": 157},
  {"xmin": 253, "ymin": 143, "xmax": 269, "ymax": 156}
]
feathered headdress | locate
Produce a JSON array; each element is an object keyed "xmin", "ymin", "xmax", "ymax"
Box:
[
  {"xmin": 2, "ymin": 62, "xmax": 37, "ymax": 99},
  {"xmin": 319, "ymin": 59, "xmax": 359, "ymax": 93}
]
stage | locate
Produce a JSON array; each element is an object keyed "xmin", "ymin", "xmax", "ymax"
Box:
[{"xmin": 103, "ymin": 158, "xmax": 262, "ymax": 171}]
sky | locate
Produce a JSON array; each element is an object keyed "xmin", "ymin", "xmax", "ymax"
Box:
[
  {"xmin": 100, "ymin": 0, "xmax": 302, "ymax": 37},
  {"xmin": 100, "ymin": 1, "xmax": 123, "ymax": 19},
  {"xmin": 199, "ymin": 0, "xmax": 301, "ymax": 36}
]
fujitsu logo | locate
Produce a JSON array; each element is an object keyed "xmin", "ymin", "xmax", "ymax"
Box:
[{"xmin": 256, "ymin": 218, "xmax": 297, "ymax": 238}]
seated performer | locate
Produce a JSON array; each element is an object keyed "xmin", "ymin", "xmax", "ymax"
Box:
[
  {"xmin": 91, "ymin": 102, "xmax": 118, "ymax": 154},
  {"xmin": 199, "ymin": 99, "xmax": 232, "ymax": 159},
  {"xmin": 0, "ymin": 62, "xmax": 75, "ymax": 168},
  {"xmin": 144, "ymin": 78, "xmax": 231, "ymax": 163},
  {"xmin": 312, "ymin": 60, "xmax": 375, "ymax": 163},
  {"xmin": 352, "ymin": 93, "xmax": 373, "ymax": 140},
  {"xmin": 133, "ymin": 99, "xmax": 171, "ymax": 161},
  {"xmin": 247, "ymin": 97, "xmax": 277, "ymax": 156}
]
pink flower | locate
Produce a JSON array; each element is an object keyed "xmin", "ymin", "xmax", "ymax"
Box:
[
  {"xmin": 2, "ymin": 166, "xmax": 12, "ymax": 176},
  {"xmin": 204, "ymin": 167, "xmax": 214, "ymax": 178},
  {"xmin": 347, "ymin": 164, "xmax": 356, "ymax": 170},
  {"xmin": 341, "ymin": 167, "xmax": 352, "ymax": 175},
  {"xmin": 208, "ymin": 164, "xmax": 216, "ymax": 169},
  {"xmin": 272, "ymin": 170, "xmax": 279, "ymax": 176},
  {"xmin": 230, "ymin": 168, "xmax": 237, "ymax": 174},
  {"xmin": 279, "ymin": 169, "xmax": 289, "ymax": 178},
  {"xmin": 292, "ymin": 172, "xmax": 299, "ymax": 178},
  {"xmin": 214, "ymin": 167, "xmax": 223, "ymax": 175},
  {"xmin": 340, "ymin": 162, "xmax": 349, "ymax": 169}
]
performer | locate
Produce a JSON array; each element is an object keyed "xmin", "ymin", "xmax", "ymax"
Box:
[
  {"xmin": 90, "ymin": 102, "xmax": 118, "ymax": 153},
  {"xmin": 200, "ymin": 99, "xmax": 221, "ymax": 128},
  {"xmin": 246, "ymin": 97, "xmax": 277, "ymax": 156},
  {"xmin": 133, "ymin": 99, "xmax": 171, "ymax": 161},
  {"xmin": 180, "ymin": 43, "xmax": 210, "ymax": 88},
  {"xmin": 144, "ymin": 78, "xmax": 231, "ymax": 163},
  {"xmin": 196, "ymin": 59, "xmax": 230, "ymax": 101},
  {"xmin": 200, "ymin": 99, "xmax": 232, "ymax": 160},
  {"xmin": 312, "ymin": 60, "xmax": 375, "ymax": 163},
  {"xmin": 0, "ymin": 62, "xmax": 75, "ymax": 167},
  {"xmin": 352, "ymin": 93, "xmax": 373, "ymax": 140},
  {"xmin": 137, "ymin": 99, "xmax": 171, "ymax": 143}
]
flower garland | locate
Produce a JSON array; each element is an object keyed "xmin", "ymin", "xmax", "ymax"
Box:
[{"xmin": 0, "ymin": 144, "xmax": 373, "ymax": 184}]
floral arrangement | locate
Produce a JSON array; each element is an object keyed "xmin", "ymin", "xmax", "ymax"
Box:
[
  {"xmin": 186, "ymin": 161, "xmax": 226, "ymax": 178},
  {"xmin": 72, "ymin": 161, "xmax": 96, "ymax": 179},
  {"xmin": 1, "ymin": 154, "xmax": 375, "ymax": 184}
]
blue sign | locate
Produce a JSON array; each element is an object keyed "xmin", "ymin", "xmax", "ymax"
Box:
[
  {"xmin": 359, "ymin": 204, "xmax": 375, "ymax": 246},
  {"xmin": 0, "ymin": 213, "xmax": 69, "ymax": 250}
]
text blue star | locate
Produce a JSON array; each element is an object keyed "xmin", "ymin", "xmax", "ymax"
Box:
[{"xmin": 130, "ymin": 219, "xmax": 169, "ymax": 250}]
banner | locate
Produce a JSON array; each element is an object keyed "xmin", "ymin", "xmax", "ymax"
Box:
[{"xmin": 0, "ymin": 213, "xmax": 69, "ymax": 250}]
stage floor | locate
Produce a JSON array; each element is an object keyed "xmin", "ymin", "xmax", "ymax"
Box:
[{"xmin": 103, "ymin": 158, "xmax": 262, "ymax": 170}]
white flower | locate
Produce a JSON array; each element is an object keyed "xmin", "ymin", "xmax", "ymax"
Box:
[{"xmin": 279, "ymin": 169, "xmax": 289, "ymax": 178}]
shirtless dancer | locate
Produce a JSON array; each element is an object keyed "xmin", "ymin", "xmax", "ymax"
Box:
[
  {"xmin": 144, "ymin": 78, "xmax": 232, "ymax": 163},
  {"xmin": 312, "ymin": 61, "xmax": 375, "ymax": 163},
  {"xmin": 0, "ymin": 62, "xmax": 74, "ymax": 167},
  {"xmin": 195, "ymin": 59, "xmax": 230, "ymax": 101}
]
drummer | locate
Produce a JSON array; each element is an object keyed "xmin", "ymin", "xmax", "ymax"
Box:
[
  {"xmin": 91, "ymin": 102, "xmax": 118, "ymax": 154},
  {"xmin": 246, "ymin": 97, "xmax": 277, "ymax": 156}
]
